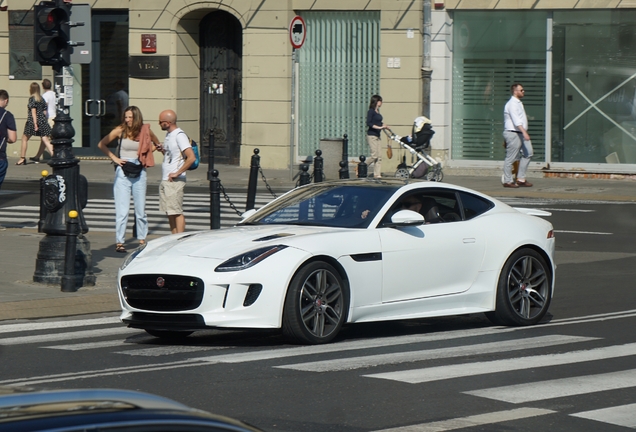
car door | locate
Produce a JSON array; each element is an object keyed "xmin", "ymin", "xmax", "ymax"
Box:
[{"xmin": 379, "ymin": 190, "xmax": 487, "ymax": 303}]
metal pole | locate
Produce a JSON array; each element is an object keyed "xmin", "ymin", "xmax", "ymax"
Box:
[
  {"xmin": 207, "ymin": 132, "xmax": 218, "ymax": 229},
  {"xmin": 246, "ymin": 148, "xmax": 259, "ymax": 211},
  {"xmin": 210, "ymin": 169, "xmax": 221, "ymax": 230},
  {"xmin": 61, "ymin": 210, "xmax": 79, "ymax": 292},
  {"xmin": 341, "ymin": 134, "xmax": 349, "ymax": 179},
  {"xmin": 289, "ymin": 48, "xmax": 297, "ymax": 181},
  {"xmin": 357, "ymin": 155, "xmax": 368, "ymax": 178},
  {"xmin": 313, "ymin": 149, "xmax": 323, "ymax": 183},
  {"xmin": 38, "ymin": 169, "xmax": 48, "ymax": 232}
]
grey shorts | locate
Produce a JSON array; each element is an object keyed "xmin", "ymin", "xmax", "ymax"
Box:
[{"xmin": 159, "ymin": 179, "xmax": 186, "ymax": 215}]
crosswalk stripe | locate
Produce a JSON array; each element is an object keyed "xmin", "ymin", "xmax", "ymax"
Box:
[
  {"xmin": 0, "ymin": 327, "xmax": 136, "ymax": 346},
  {"xmin": 364, "ymin": 342, "xmax": 636, "ymax": 384},
  {"xmin": 45, "ymin": 340, "xmax": 130, "ymax": 350},
  {"xmin": 371, "ymin": 408, "xmax": 556, "ymax": 432},
  {"xmin": 0, "ymin": 193, "xmax": 275, "ymax": 231},
  {"xmin": 0, "ymin": 316, "xmax": 120, "ymax": 334},
  {"xmin": 276, "ymin": 335, "xmax": 597, "ymax": 372},
  {"xmin": 465, "ymin": 369, "xmax": 636, "ymax": 403},
  {"xmin": 571, "ymin": 403, "xmax": 636, "ymax": 428},
  {"xmin": 115, "ymin": 345, "xmax": 229, "ymax": 357}
]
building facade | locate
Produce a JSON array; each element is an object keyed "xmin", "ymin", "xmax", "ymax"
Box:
[{"xmin": 1, "ymin": 0, "xmax": 635, "ymax": 175}]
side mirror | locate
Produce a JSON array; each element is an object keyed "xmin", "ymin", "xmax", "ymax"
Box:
[
  {"xmin": 388, "ymin": 209, "xmax": 425, "ymax": 227},
  {"xmin": 240, "ymin": 208, "xmax": 258, "ymax": 221}
]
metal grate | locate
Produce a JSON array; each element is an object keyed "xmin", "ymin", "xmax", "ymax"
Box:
[{"xmin": 298, "ymin": 11, "xmax": 380, "ymax": 160}]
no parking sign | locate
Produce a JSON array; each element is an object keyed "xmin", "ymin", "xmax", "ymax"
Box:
[{"xmin": 289, "ymin": 16, "xmax": 306, "ymax": 49}]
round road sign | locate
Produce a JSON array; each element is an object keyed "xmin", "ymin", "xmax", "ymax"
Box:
[{"xmin": 289, "ymin": 16, "xmax": 306, "ymax": 49}]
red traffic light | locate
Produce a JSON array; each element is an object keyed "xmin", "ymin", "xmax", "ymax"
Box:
[
  {"xmin": 33, "ymin": 2, "xmax": 71, "ymax": 66},
  {"xmin": 37, "ymin": 7, "xmax": 68, "ymax": 31}
]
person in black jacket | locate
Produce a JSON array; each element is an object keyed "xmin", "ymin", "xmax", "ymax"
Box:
[{"xmin": 366, "ymin": 94, "xmax": 388, "ymax": 178}]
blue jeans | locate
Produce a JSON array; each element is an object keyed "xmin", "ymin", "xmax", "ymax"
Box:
[
  {"xmin": 113, "ymin": 160, "xmax": 147, "ymax": 244},
  {"xmin": 0, "ymin": 158, "xmax": 7, "ymax": 190}
]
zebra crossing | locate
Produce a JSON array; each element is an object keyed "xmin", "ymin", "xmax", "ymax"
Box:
[
  {"xmin": 0, "ymin": 192, "xmax": 276, "ymax": 234},
  {"xmin": 1, "ymin": 310, "xmax": 636, "ymax": 430}
]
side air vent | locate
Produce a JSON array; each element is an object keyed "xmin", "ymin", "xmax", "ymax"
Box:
[{"xmin": 243, "ymin": 284, "xmax": 263, "ymax": 306}]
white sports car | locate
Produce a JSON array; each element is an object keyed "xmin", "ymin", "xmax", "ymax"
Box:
[{"xmin": 118, "ymin": 179, "xmax": 555, "ymax": 344}]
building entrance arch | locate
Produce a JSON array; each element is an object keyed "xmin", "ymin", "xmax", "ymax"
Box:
[{"xmin": 199, "ymin": 11, "xmax": 242, "ymax": 165}]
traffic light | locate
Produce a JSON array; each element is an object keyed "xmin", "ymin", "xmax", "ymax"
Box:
[{"xmin": 33, "ymin": 1, "xmax": 71, "ymax": 66}]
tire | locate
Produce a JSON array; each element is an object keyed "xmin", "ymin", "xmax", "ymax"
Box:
[
  {"xmin": 282, "ymin": 261, "xmax": 349, "ymax": 344},
  {"xmin": 145, "ymin": 329, "xmax": 193, "ymax": 339},
  {"xmin": 426, "ymin": 167, "xmax": 443, "ymax": 182},
  {"xmin": 487, "ymin": 248, "xmax": 552, "ymax": 326},
  {"xmin": 395, "ymin": 168, "xmax": 410, "ymax": 179}
]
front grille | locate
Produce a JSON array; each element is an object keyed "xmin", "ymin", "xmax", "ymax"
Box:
[{"xmin": 121, "ymin": 274, "xmax": 204, "ymax": 311}]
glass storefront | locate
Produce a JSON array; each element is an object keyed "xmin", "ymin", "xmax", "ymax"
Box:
[
  {"xmin": 452, "ymin": 10, "xmax": 636, "ymax": 167},
  {"xmin": 552, "ymin": 11, "xmax": 636, "ymax": 164},
  {"xmin": 451, "ymin": 11, "xmax": 547, "ymax": 162}
]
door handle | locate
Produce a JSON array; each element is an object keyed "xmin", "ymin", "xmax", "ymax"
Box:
[
  {"xmin": 85, "ymin": 99, "xmax": 94, "ymax": 117},
  {"xmin": 463, "ymin": 238, "xmax": 476, "ymax": 243},
  {"xmin": 97, "ymin": 99, "xmax": 106, "ymax": 117}
]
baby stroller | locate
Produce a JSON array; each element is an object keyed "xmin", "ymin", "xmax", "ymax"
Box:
[{"xmin": 383, "ymin": 116, "xmax": 443, "ymax": 182}]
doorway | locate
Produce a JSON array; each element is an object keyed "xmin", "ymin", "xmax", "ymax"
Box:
[
  {"xmin": 199, "ymin": 11, "xmax": 242, "ymax": 164},
  {"xmin": 77, "ymin": 12, "xmax": 129, "ymax": 155}
]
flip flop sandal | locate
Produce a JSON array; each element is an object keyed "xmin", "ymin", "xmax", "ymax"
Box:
[{"xmin": 115, "ymin": 244, "xmax": 127, "ymax": 253}]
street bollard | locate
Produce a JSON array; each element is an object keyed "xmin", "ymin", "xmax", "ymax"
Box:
[
  {"xmin": 38, "ymin": 170, "xmax": 48, "ymax": 233},
  {"xmin": 342, "ymin": 133, "xmax": 349, "ymax": 162},
  {"xmin": 358, "ymin": 155, "xmax": 368, "ymax": 178},
  {"xmin": 339, "ymin": 160, "xmax": 349, "ymax": 179},
  {"xmin": 210, "ymin": 169, "xmax": 221, "ymax": 230},
  {"xmin": 298, "ymin": 163, "xmax": 311, "ymax": 186},
  {"xmin": 313, "ymin": 149, "xmax": 323, "ymax": 183},
  {"xmin": 61, "ymin": 210, "xmax": 79, "ymax": 292},
  {"xmin": 246, "ymin": 148, "xmax": 260, "ymax": 211}
]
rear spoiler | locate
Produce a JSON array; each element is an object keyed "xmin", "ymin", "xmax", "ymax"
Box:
[{"xmin": 513, "ymin": 207, "xmax": 552, "ymax": 217}]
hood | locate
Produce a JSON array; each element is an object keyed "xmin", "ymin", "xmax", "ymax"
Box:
[{"xmin": 139, "ymin": 225, "xmax": 346, "ymax": 260}]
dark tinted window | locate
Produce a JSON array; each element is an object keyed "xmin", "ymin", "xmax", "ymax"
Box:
[{"xmin": 458, "ymin": 191, "xmax": 494, "ymax": 220}]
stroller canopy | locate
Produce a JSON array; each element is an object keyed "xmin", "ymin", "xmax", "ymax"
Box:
[{"xmin": 412, "ymin": 116, "xmax": 435, "ymax": 149}]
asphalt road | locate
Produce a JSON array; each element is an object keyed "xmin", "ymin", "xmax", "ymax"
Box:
[{"xmin": 1, "ymin": 199, "xmax": 636, "ymax": 431}]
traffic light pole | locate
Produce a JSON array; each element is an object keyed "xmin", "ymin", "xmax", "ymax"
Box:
[{"xmin": 33, "ymin": 64, "xmax": 95, "ymax": 289}]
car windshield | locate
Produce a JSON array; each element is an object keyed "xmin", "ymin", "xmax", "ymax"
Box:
[{"xmin": 240, "ymin": 183, "xmax": 399, "ymax": 228}]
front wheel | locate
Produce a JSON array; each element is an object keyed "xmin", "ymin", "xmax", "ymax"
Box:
[
  {"xmin": 487, "ymin": 248, "xmax": 552, "ymax": 326},
  {"xmin": 395, "ymin": 168, "xmax": 410, "ymax": 179},
  {"xmin": 282, "ymin": 261, "xmax": 349, "ymax": 344}
]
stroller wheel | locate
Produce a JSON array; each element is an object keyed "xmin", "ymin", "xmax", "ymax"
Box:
[
  {"xmin": 395, "ymin": 168, "xmax": 410, "ymax": 179},
  {"xmin": 426, "ymin": 167, "xmax": 443, "ymax": 182}
]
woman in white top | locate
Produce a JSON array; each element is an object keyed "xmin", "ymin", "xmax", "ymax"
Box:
[{"xmin": 98, "ymin": 106, "xmax": 161, "ymax": 253}]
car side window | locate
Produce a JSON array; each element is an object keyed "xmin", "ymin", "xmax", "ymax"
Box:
[{"xmin": 458, "ymin": 191, "xmax": 494, "ymax": 220}]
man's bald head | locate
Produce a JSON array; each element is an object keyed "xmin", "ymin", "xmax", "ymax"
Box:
[{"xmin": 159, "ymin": 110, "xmax": 178, "ymax": 132}]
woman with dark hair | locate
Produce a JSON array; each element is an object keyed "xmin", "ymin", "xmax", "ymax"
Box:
[
  {"xmin": 366, "ymin": 94, "xmax": 388, "ymax": 178},
  {"xmin": 98, "ymin": 106, "xmax": 161, "ymax": 253},
  {"xmin": 16, "ymin": 82, "xmax": 53, "ymax": 165}
]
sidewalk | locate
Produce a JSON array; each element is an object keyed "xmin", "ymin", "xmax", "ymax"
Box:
[{"xmin": 2, "ymin": 155, "xmax": 636, "ymax": 323}]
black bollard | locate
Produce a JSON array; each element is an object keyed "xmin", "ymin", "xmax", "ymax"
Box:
[
  {"xmin": 298, "ymin": 164, "xmax": 311, "ymax": 186},
  {"xmin": 342, "ymin": 134, "xmax": 349, "ymax": 162},
  {"xmin": 210, "ymin": 169, "xmax": 221, "ymax": 230},
  {"xmin": 358, "ymin": 155, "xmax": 368, "ymax": 178},
  {"xmin": 339, "ymin": 160, "xmax": 349, "ymax": 179},
  {"xmin": 61, "ymin": 210, "xmax": 79, "ymax": 292},
  {"xmin": 313, "ymin": 149, "xmax": 323, "ymax": 183},
  {"xmin": 38, "ymin": 169, "xmax": 49, "ymax": 233},
  {"xmin": 246, "ymin": 148, "xmax": 260, "ymax": 211}
]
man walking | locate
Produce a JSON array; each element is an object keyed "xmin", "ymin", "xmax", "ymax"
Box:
[
  {"xmin": 0, "ymin": 90, "xmax": 17, "ymax": 192},
  {"xmin": 502, "ymin": 82, "xmax": 533, "ymax": 188},
  {"xmin": 158, "ymin": 110, "xmax": 195, "ymax": 234}
]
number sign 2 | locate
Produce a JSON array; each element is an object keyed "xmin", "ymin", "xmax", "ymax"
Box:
[{"xmin": 141, "ymin": 34, "xmax": 157, "ymax": 53}]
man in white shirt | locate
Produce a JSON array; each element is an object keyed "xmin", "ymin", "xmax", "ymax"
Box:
[
  {"xmin": 502, "ymin": 82, "xmax": 533, "ymax": 188},
  {"xmin": 158, "ymin": 110, "xmax": 195, "ymax": 233}
]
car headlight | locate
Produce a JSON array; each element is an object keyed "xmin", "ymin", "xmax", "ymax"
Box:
[
  {"xmin": 215, "ymin": 245, "xmax": 288, "ymax": 272},
  {"xmin": 120, "ymin": 243, "xmax": 147, "ymax": 270}
]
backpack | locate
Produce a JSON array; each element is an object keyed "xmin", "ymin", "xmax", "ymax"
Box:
[
  {"xmin": 187, "ymin": 138, "xmax": 200, "ymax": 170},
  {"xmin": 178, "ymin": 131, "xmax": 200, "ymax": 170}
]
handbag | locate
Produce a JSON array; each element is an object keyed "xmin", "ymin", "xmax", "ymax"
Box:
[
  {"xmin": 115, "ymin": 132, "xmax": 143, "ymax": 178},
  {"xmin": 386, "ymin": 143, "xmax": 393, "ymax": 159}
]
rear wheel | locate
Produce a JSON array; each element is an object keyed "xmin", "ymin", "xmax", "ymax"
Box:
[
  {"xmin": 487, "ymin": 248, "xmax": 552, "ymax": 326},
  {"xmin": 145, "ymin": 329, "xmax": 193, "ymax": 339},
  {"xmin": 395, "ymin": 168, "xmax": 410, "ymax": 179},
  {"xmin": 282, "ymin": 261, "xmax": 349, "ymax": 344}
]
